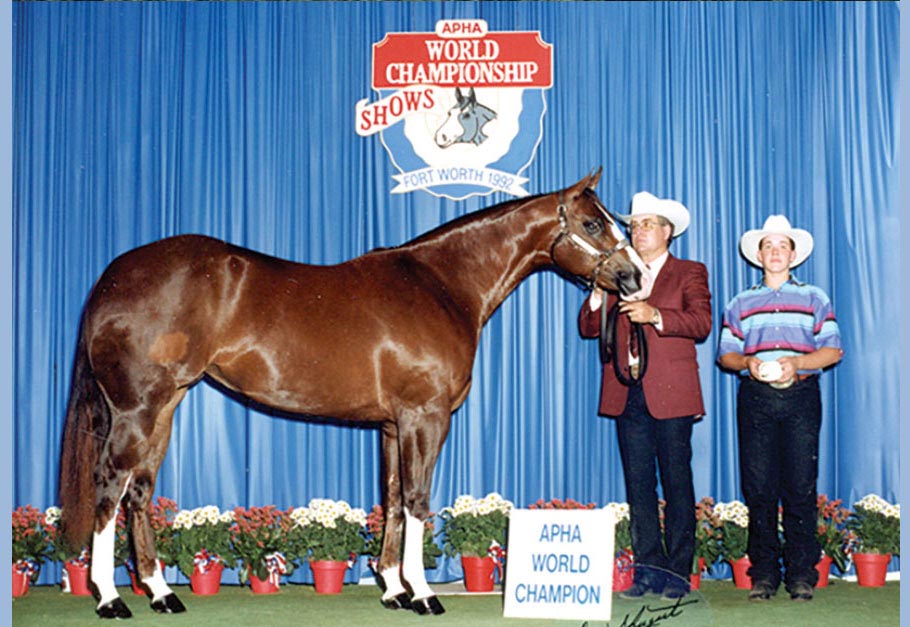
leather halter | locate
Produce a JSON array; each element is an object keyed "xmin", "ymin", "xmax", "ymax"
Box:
[{"xmin": 551, "ymin": 189, "xmax": 632, "ymax": 289}]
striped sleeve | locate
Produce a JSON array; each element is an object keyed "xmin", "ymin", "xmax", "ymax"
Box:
[
  {"xmin": 812, "ymin": 288, "xmax": 843, "ymax": 350},
  {"xmin": 717, "ymin": 295, "xmax": 745, "ymax": 358}
]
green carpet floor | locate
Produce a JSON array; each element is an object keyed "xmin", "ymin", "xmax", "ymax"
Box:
[{"xmin": 11, "ymin": 580, "xmax": 899, "ymax": 626}]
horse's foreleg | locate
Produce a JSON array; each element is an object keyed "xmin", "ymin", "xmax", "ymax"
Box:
[
  {"xmin": 378, "ymin": 424, "xmax": 411, "ymax": 610},
  {"xmin": 398, "ymin": 409, "xmax": 449, "ymax": 615}
]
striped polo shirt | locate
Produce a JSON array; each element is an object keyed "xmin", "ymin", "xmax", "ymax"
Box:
[{"xmin": 717, "ymin": 277, "xmax": 842, "ymax": 375}]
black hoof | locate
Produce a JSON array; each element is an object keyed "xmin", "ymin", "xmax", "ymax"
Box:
[
  {"xmin": 150, "ymin": 593, "xmax": 186, "ymax": 614},
  {"xmin": 96, "ymin": 597, "xmax": 133, "ymax": 619},
  {"xmin": 411, "ymin": 595, "xmax": 446, "ymax": 615},
  {"xmin": 381, "ymin": 592, "xmax": 413, "ymax": 610}
]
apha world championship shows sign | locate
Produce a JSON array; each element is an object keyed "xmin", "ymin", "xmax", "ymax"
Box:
[{"xmin": 356, "ymin": 19, "xmax": 552, "ymax": 200}]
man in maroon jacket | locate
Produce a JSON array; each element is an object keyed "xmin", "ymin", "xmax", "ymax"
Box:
[{"xmin": 579, "ymin": 191, "xmax": 712, "ymax": 600}]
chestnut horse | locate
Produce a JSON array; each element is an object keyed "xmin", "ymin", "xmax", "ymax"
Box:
[{"xmin": 58, "ymin": 169, "xmax": 651, "ymax": 618}]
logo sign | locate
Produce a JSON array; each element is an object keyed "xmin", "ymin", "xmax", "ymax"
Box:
[
  {"xmin": 503, "ymin": 509, "xmax": 615, "ymax": 622},
  {"xmin": 356, "ymin": 19, "xmax": 552, "ymax": 200}
]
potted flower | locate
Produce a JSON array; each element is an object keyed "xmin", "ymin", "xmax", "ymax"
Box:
[
  {"xmin": 12, "ymin": 505, "xmax": 51, "ymax": 597},
  {"xmin": 846, "ymin": 494, "xmax": 900, "ymax": 587},
  {"xmin": 692, "ymin": 497, "xmax": 721, "ymax": 589},
  {"xmin": 230, "ymin": 505, "xmax": 295, "ymax": 593},
  {"xmin": 288, "ymin": 498, "xmax": 367, "ymax": 594},
  {"xmin": 714, "ymin": 500, "xmax": 750, "ymax": 589},
  {"xmin": 815, "ymin": 494, "xmax": 850, "ymax": 585},
  {"xmin": 173, "ymin": 506, "xmax": 236, "ymax": 595},
  {"xmin": 439, "ymin": 492, "xmax": 512, "ymax": 592},
  {"xmin": 363, "ymin": 504, "xmax": 442, "ymax": 574},
  {"xmin": 603, "ymin": 502, "xmax": 633, "ymax": 591},
  {"xmin": 40, "ymin": 505, "xmax": 88, "ymax": 595}
]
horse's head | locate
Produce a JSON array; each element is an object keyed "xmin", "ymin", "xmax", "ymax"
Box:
[
  {"xmin": 434, "ymin": 87, "xmax": 498, "ymax": 148},
  {"xmin": 549, "ymin": 168, "xmax": 652, "ymax": 300}
]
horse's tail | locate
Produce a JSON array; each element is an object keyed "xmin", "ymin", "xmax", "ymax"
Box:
[{"xmin": 59, "ymin": 326, "xmax": 109, "ymax": 552}]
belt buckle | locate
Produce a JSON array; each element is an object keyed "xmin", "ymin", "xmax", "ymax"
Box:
[{"xmin": 769, "ymin": 378, "xmax": 794, "ymax": 390}]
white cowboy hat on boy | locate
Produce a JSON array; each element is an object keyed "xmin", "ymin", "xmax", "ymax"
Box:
[
  {"xmin": 739, "ymin": 215, "xmax": 814, "ymax": 268},
  {"xmin": 616, "ymin": 191, "xmax": 690, "ymax": 237}
]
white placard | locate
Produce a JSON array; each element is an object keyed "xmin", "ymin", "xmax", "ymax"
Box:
[{"xmin": 503, "ymin": 508, "xmax": 614, "ymax": 621}]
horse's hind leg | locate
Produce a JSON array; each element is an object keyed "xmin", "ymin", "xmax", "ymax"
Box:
[
  {"xmin": 92, "ymin": 472, "xmax": 133, "ymax": 619},
  {"xmin": 92, "ymin": 374, "xmax": 188, "ymax": 619},
  {"xmin": 127, "ymin": 389, "xmax": 187, "ymax": 614}
]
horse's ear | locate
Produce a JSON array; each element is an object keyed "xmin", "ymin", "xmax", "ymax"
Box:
[
  {"xmin": 466, "ymin": 87, "xmax": 477, "ymax": 104},
  {"xmin": 568, "ymin": 167, "xmax": 603, "ymax": 196},
  {"xmin": 586, "ymin": 167, "xmax": 603, "ymax": 190}
]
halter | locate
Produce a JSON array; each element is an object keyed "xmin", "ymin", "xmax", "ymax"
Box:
[{"xmin": 551, "ymin": 189, "xmax": 632, "ymax": 289}]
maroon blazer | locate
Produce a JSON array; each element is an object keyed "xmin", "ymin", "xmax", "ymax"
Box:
[{"xmin": 578, "ymin": 255, "xmax": 712, "ymax": 419}]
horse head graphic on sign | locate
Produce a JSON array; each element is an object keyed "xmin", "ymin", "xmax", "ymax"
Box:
[{"xmin": 434, "ymin": 87, "xmax": 497, "ymax": 148}]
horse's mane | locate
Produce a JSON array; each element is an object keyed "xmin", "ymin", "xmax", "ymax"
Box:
[{"xmin": 396, "ymin": 192, "xmax": 549, "ymax": 249}]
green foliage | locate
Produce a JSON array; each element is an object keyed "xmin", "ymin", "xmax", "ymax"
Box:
[
  {"xmin": 439, "ymin": 494, "xmax": 512, "ymax": 558},
  {"xmin": 847, "ymin": 495, "xmax": 900, "ymax": 556}
]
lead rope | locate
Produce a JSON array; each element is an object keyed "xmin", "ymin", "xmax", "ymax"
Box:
[{"xmin": 599, "ymin": 300, "xmax": 648, "ymax": 387}]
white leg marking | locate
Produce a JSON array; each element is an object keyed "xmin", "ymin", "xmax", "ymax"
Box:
[
  {"xmin": 402, "ymin": 508, "xmax": 434, "ymax": 600},
  {"xmin": 92, "ymin": 477, "xmax": 131, "ymax": 608},
  {"xmin": 380, "ymin": 564, "xmax": 407, "ymax": 600},
  {"xmin": 142, "ymin": 560, "xmax": 173, "ymax": 601}
]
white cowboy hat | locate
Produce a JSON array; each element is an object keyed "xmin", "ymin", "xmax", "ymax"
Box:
[
  {"xmin": 616, "ymin": 191, "xmax": 690, "ymax": 237},
  {"xmin": 739, "ymin": 215, "xmax": 814, "ymax": 268}
]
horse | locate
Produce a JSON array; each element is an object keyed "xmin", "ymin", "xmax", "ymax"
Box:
[
  {"xmin": 434, "ymin": 87, "xmax": 497, "ymax": 147},
  {"xmin": 58, "ymin": 169, "xmax": 652, "ymax": 618}
]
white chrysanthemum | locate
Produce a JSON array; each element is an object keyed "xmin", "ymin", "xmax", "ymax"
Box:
[
  {"xmin": 453, "ymin": 495, "xmax": 476, "ymax": 516},
  {"xmin": 174, "ymin": 510, "xmax": 194, "ymax": 530},
  {"xmin": 855, "ymin": 494, "xmax": 890, "ymax": 513},
  {"xmin": 218, "ymin": 510, "xmax": 235, "ymax": 524},
  {"xmin": 192, "ymin": 508, "xmax": 209, "ymax": 526},
  {"xmin": 715, "ymin": 500, "xmax": 749, "ymax": 527},
  {"xmin": 345, "ymin": 508, "xmax": 367, "ymax": 526},
  {"xmin": 45, "ymin": 506, "xmax": 62, "ymax": 525},
  {"xmin": 604, "ymin": 502, "xmax": 630, "ymax": 521}
]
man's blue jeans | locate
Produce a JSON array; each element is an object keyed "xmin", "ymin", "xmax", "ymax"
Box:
[
  {"xmin": 616, "ymin": 384, "xmax": 695, "ymax": 586},
  {"xmin": 737, "ymin": 376, "xmax": 822, "ymax": 590}
]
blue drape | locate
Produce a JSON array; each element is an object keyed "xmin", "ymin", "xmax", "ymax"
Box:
[{"xmin": 13, "ymin": 1, "xmax": 899, "ymax": 585}]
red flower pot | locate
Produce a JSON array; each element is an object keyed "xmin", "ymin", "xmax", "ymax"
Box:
[
  {"xmin": 815, "ymin": 554, "xmax": 833, "ymax": 588},
  {"xmin": 461, "ymin": 555, "xmax": 496, "ymax": 592},
  {"xmin": 729, "ymin": 556, "xmax": 752, "ymax": 589},
  {"xmin": 65, "ymin": 561, "xmax": 92, "ymax": 596},
  {"xmin": 854, "ymin": 552, "xmax": 891, "ymax": 587},
  {"xmin": 310, "ymin": 560, "xmax": 348, "ymax": 594},
  {"xmin": 612, "ymin": 550, "xmax": 634, "ymax": 592},
  {"xmin": 249, "ymin": 573, "xmax": 280, "ymax": 594},
  {"xmin": 190, "ymin": 562, "xmax": 224, "ymax": 595},
  {"xmin": 12, "ymin": 564, "xmax": 29, "ymax": 598},
  {"xmin": 690, "ymin": 557, "xmax": 706, "ymax": 590}
]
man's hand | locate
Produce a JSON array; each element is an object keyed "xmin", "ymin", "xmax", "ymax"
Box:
[
  {"xmin": 588, "ymin": 287, "xmax": 604, "ymax": 311},
  {"xmin": 618, "ymin": 300, "xmax": 660, "ymax": 325}
]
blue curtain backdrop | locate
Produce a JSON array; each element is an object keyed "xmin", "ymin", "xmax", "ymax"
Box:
[{"xmin": 13, "ymin": 1, "xmax": 899, "ymax": 585}]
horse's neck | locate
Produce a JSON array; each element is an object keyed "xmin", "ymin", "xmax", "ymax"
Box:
[{"xmin": 405, "ymin": 198, "xmax": 554, "ymax": 327}]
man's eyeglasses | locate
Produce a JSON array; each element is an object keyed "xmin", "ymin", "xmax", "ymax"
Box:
[{"xmin": 629, "ymin": 219, "xmax": 666, "ymax": 233}]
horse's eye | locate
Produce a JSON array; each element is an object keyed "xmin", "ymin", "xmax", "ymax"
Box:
[{"xmin": 583, "ymin": 219, "xmax": 603, "ymax": 235}]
